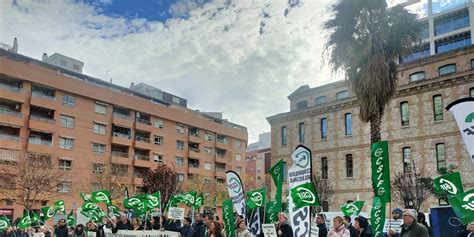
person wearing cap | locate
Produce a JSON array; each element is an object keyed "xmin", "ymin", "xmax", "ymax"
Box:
[
  {"xmin": 276, "ymin": 212, "xmax": 293, "ymax": 237},
  {"xmin": 400, "ymin": 209, "xmax": 428, "ymax": 237},
  {"xmin": 386, "ymin": 208, "xmax": 403, "ymax": 237}
]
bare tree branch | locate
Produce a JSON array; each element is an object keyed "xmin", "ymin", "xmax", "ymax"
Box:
[{"xmin": 393, "ymin": 163, "xmax": 433, "ymax": 211}]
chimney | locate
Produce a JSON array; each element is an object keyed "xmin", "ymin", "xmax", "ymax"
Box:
[
  {"xmin": 130, "ymin": 82, "xmax": 135, "ymax": 88},
  {"xmin": 12, "ymin": 38, "xmax": 18, "ymax": 53},
  {"xmin": 42, "ymin": 53, "xmax": 48, "ymax": 61}
]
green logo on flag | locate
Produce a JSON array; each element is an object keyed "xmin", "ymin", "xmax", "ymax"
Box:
[
  {"xmin": 0, "ymin": 216, "xmax": 10, "ymax": 231},
  {"xmin": 370, "ymin": 197, "xmax": 386, "ymax": 237},
  {"xmin": 92, "ymin": 190, "xmax": 111, "ymax": 204},
  {"xmin": 67, "ymin": 210, "xmax": 75, "ymax": 227},
  {"xmin": 228, "ymin": 177, "xmax": 242, "ymax": 194},
  {"xmin": 246, "ymin": 188, "xmax": 266, "ymax": 209},
  {"xmin": 434, "ymin": 172, "xmax": 464, "ymax": 196},
  {"xmin": 341, "ymin": 201, "xmax": 365, "ymax": 216},
  {"xmin": 294, "ymin": 150, "xmax": 310, "ymax": 168},
  {"xmin": 54, "ymin": 200, "xmax": 66, "ymax": 214},
  {"xmin": 448, "ymin": 188, "xmax": 474, "ymax": 224},
  {"xmin": 371, "ymin": 141, "xmax": 391, "ymax": 203},
  {"xmin": 290, "ymin": 182, "xmax": 320, "ymax": 208},
  {"xmin": 464, "ymin": 112, "xmax": 474, "ymax": 122}
]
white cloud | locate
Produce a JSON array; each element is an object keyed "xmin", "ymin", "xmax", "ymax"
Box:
[{"xmin": 0, "ymin": 0, "xmax": 339, "ymax": 142}]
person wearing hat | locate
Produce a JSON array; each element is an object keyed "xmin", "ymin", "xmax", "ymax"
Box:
[
  {"xmin": 386, "ymin": 208, "xmax": 404, "ymax": 237},
  {"xmin": 400, "ymin": 209, "xmax": 428, "ymax": 237}
]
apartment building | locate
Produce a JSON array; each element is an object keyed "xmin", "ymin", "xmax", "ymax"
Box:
[
  {"xmin": 0, "ymin": 48, "xmax": 247, "ymax": 219},
  {"xmin": 245, "ymin": 132, "xmax": 272, "ymax": 190}
]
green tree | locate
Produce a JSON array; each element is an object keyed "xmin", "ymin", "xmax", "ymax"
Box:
[{"xmin": 324, "ymin": 0, "xmax": 423, "ymax": 144}]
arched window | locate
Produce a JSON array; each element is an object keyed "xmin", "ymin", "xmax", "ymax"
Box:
[
  {"xmin": 315, "ymin": 96, "xmax": 327, "ymax": 105},
  {"xmin": 296, "ymin": 100, "xmax": 308, "ymax": 109},
  {"xmin": 438, "ymin": 64, "xmax": 456, "ymax": 76},
  {"xmin": 409, "ymin": 71, "xmax": 425, "ymax": 83},
  {"xmin": 336, "ymin": 90, "xmax": 349, "ymax": 101}
]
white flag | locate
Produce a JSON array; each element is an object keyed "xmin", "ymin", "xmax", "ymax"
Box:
[
  {"xmin": 288, "ymin": 145, "xmax": 313, "ymax": 236},
  {"xmin": 249, "ymin": 207, "xmax": 262, "ymax": 237},
  {"xmin": 446, "ymin": 98, "xmax": 474, "ymax": 163},
  {"xmin": 226, "ymin": 171, "xmax": 246, "ymax": 219}
]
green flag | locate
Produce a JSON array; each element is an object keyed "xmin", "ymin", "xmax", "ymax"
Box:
[
  {"xmin": 371, "ymin": 141, "xmax": 391, "ymax": 203},
  {"xmin": 194, "ymin": 193, "xmax": 204, "ymax": 208},
  {"xmin": 107, "ymin": 204, "xmax": 120, "ymax": 217},
  {"xmin": 246, "ymin": 188, "xmax": 266, "ymax": 209},
  {"xmin": 41, "ymin": 206, "xmax": 57, "ymax": 221},
  {"xmin": 18, "ymin": 210, "xmax": 31, "ymax": 229},
  {"xmin": 433, "ymin": 172, "xmax": 464, "ymax": 196},
  {"xmin": 81, "ymin": 208, "xmax": 103, "ymax": 222},
  {"xmin": 66, "ymin": 210, "xmax": 75, "ymax": 227},
  {"xmin": 290, "ymin": 182, "xmax": 320, "ymax": 208},
  {"xmin": 81, "ymin": 202, "xmax": 100, "ymax": 212},
  {"xmin": 370, "ymin": 197, "xmax": 386, "ymax": 237},
  {"xmin": 265, "ymin": 201, "xmax": 278, "ymax": 223},
  {"xmin": 0, "ymin": 216, "xmax": 11, "ymax": 232},
  {"xmin": 448, "ymin": 188, "xmax": 474, "ymax": 224},
  {"xmin": 269, "ymin": 160, "xmax": 283, "ymax": 222},
  {"xmin": 183, "ymin": 191, "xmax": 196, "ymax": 206},
  {"xmin": 341, "ymin": 201, "xmax": 365, "ymax": 216},
  {"xmin": 53, "ymin": 200, "xmax": 66, "ymax": 214},
  {"xmin": 30, "ymin": 211, "xmax": 41, "ymax": 224},
  {"xmin": 91, "ymin": 190, "xmax": 112, "ymax": 204},
  {"xmin": 223, "ymin": 199, "xmax": 236, "ymax": 237},
  {"xmin": 80, "ymin": 192, "xmax": 91, "ymax": 202},
  {"xmin": 212, "ymin": 196, "xmax": 217, "ymax": 209},
  {"xmin": 123, "ymin": 197, "xmax": 145, "ymax": 209}
]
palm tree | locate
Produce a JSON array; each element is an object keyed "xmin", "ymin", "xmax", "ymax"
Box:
[{"xmin": 324, "ymin": 0, "xmax": 423, "ymax": 144}]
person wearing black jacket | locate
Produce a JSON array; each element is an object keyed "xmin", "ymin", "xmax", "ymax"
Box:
[
  {"xmin": 192, "ymin": 213, "xmax": 207, "ymax": 237},
  {"xmin": 344, "ymin": 216, "xmax": 358, "ymax": 237},
  {"xmin": 355, "ymin": 216, "xmax": 373, "ymax": 237},
  {"xmin": 54, "ymin": 219, "xmax": 68, "ymax": 237},
  {"xmin": 86, "ymin": 221, "xmax": 105, "ymax": 237},
  {"xmin": 112, "ymin": 214, "xmax": 132, "ymax": 233},
  {"xmin": 316, "ymin": 213, "xmax": 328, "ymax": 237},
  {"xmin": 181, "ymin": 217, "xmax": 194, "ymax": 237},
  {"xmin": 277, "ymin": 213, "xmax": 293, "ymax": 237}
]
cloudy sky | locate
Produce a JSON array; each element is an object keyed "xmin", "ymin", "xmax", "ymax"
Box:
[{"xmin": 1, "ymin": 0, "xmax": 411, "ymax": 142}]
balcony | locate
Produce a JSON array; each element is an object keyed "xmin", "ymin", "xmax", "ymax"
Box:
[
  {"xmin": 215, "ymin": 165, "xmax": 226, "ymax": 177},
  {"xmin": 135, "ymin": 115, "xmax": 152, "ymax": 131},
  {"xmin": 111, "ymin": 151, "xmax": 131, "ymax": 165},
  {"xmin": 0, "ymin": 79, "xmax": 24, "ymax": 103},
  {"xmin": 215, "ymin": 141, "xmax": 228, "ymax": 149},
  {"xmin": 113, "ymin": 107, "xmax": 133, "ymax": 127},
  {"xmin": 133, "ymin": 177, "xmax": 144, "ymax": 186},
  {"xmin": 28, "ymin": 133, "xmax": 53, "ymax": 154},
  {"xmin": 134, "ymin": 154, "xmax": 151, "ymax": 167},
  {"xmin": 135, "ymin": 134, "xmax": 153, "ymax": 150},
  {"xmin": 0, "ymin": 126, "xmax": 21, "ymax": 150},
  {"xmin": 0, "ymin": 106, "xmax": 23, "ymax": 127},
  {"xmin": 112, "ymin": 126, "xmax": 132, "ymax": 146},
  {"xmin": 31, "ymin": 86, "xmax": 56, "ymax": 109}
]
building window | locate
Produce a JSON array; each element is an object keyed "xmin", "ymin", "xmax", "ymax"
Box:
[
  {"xmin": 470, "ymin": 88, "xmax": 474, "ymax": 98},
  {"xmin": 236, "ymin": 166, "xmax": 242, "ymax": 174},
  {"xmin": 60, "ymin": 115, "xmax": 75, "ymax": 128},
  {"xmin": 58, "ymin": 159, "xmax": 72, "ymax": 170},
  {"xmin": 344, "ymin": 113, "xmax": 352, "ymax": 136},
  {"xmin": 204, "ymin": 162, "xmax": 212, "ymax": 170},
  {"xmin": 91, "ymin": 183, "xmax": 101, "ymax": 192},
  {"xmin": 204, "ymin": 147, "xmax": 212, "ymax": 155},
  {"xmin": 154, "ymin": 119, "xmax": 164, "ymax": 128},
  {"xmin": 154, "ymin": 136, "xmax": 163, "ymax": 145},
  {"xmin": 471, "ymin": 59, "xmax": 474, "ymax": 69},
  {"xmin": 92, "ymin": 163, "xmax": 104, "ymax": 174},
  {"xmin": 409, "ymin": 71, "xmax": 425, "ymax": 83},
  {"xmin": 436, "ymin": 143, "xmax": 446, "ymax": 171},
  {"xmin": 336, "ymin": 90, "xmax": 349, "ymax": 101},
  {"xmin": 204, "ymin": 177, "xmax": 211, "ymax": 184},
  {"xmin": 93, "ymin": 122, "xmax": 106, "ymax": 135},
  {"xmin": 438, "ymin": 64, "xmax": 457, "ymax": 76},
  {"xmin": 281, "ymin": 126, "xmax": 287, "ymax": 146},
  {"xmin": 435, "ymin": 33, "xmax": 471, "ymax": 54},
  {"xmin": 296, "ymin": 101, "xmax": 308, "ymax": 109},
  {"xmin": 298, "ymin": 122, "xmax": 305, "ymax": 143},
  {"xmin": 95, "ymin": 102, "xmax": 107, "ymax": 114},
  {"xmin": 153, "ymin": 153, "xmax": 163, "ymax": 163},
  {"xmin": 57, "ymin": 182, "xmax": 71, "ymax": 193},
  {"xmin": 433, "ymin": 95, "xmax": 443, "ymax": 121},
  {"xmin": 177, "ymin": 173, "xmax": 185, "ymax": 182},
  {"xmin": 62, "ymin": 95, "xmax": 75, "ymax": 107},
  {"xmin": 400, "ymin": 102, "xmax": 409, "ymax": 126},
  {"xmin": 235, "ymin": 154, "xmax": 242, "ymax": 161},
  {"xmin": 59, "ymin": 137, "xmax": 74, "ymax": 149},
  {"xmin": 176, "ymin": 157, "xmax": 184, "ymax": 166},
  {"xmin": 321, "ymin": 118, "xmax": 327, "ymax": 139},
  {"xmin": 282, "ymin": 161, "xmax": 287, "ymax": 182},
  {"xmin": 315, "ymin": 96, "xmax": 327, "ymax": 105},
  {"xmin": 403, "ymin": 147, "xmax": 412, "ymax": 173},
  {"xmin": 92, "ymin": 143, "xmax": 105, "ymax": 155},
  {"xmin": 346, "ymin": 154, "xmax": 353, "ymax": 178},
  {"xmin": 321, "ymin": 157, "xmax": 328, "ymax": 179},
  {"xmin": 205, "ymin": 133, "xmax": 213, "ymax": 141},
  {"xmin": 176, "ymin": 124, "xmax": 185, "ymax": 134},
  {"xmin": 176, "ymin": 140, "xmax": 185, "ymax": 150},
  {"xmin": 234, "ymin": 139, "xmax": 242, "ymax": 148},
  {"xmin": 434, "ymin": 9, "xmax": 469, "ymax": 36}
]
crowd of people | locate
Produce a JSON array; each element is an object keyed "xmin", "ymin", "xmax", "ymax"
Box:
[{"xmin": 1, "ymin": 207, "xmax": 473, "ymax": 237}]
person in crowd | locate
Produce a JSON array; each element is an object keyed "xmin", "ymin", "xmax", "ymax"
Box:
[
  {"xmin": 43, "ymin": 226, "xmax": 51, "ymax": 237},
  {"xmin": 150, "ymin": 216, "xmax": 161, "ymax": 230},
  {"xmin": 86, "ymin": 221, "xmax": 105, "ymax": 237},
  {"xmin": 208, "ymin": 221, "xmax": 222, "ymax": 237},
  {"xmin": 179, "ymin": 217, "xmax": 194, "ymax": 237},
  {"xmin": 111, "ymin": 213, "xmax": 132, "ymax": 233},
  {"xmin": 235, "ymin": 219, "xmax": 250, "ymax": 237},
  {"xmin": 328, "ymin": 216, "xmax": 350, "ymax": 237},
  {"xmin": 131, "ymin": 218, "xmax": 143, "ymax": 231},
  {"xmin": 276, "ymin": 212, "xmax": 293, "ymax": 237},
  {"xmin": 54, "ymin": 219, "xmax": 68, "ymax": 237},
  {"xmin": 2, "ymin": 227, "xmax": 15, "ymax": 237},
  {"xmin": 26, "ymin": 227, "xmax": 35, "ymax": 237},
  {"xmin": 105, "ymin": 217, "xmax": 115, "ymax": 229},
  {"xmin": 458, "ymin": 222, "xmax": 474, "ymax": 237},
  {"xmin": 165, "ymin": 219, "xmax": 181, "ymax": 232},
  {"xmin": 400, "ymin": 209, "xmax": 428, "ymax": 237},
  {"xmin": 33, "ymin": 227, "xmax": 45, "ymax": 237},
  {"xmin": 354, "ymin": 216, "xmax": 373, "ymax": 237},
  {"xmin": 72, "ymin": 224, "xmax": 86, "ymax": 237},
  {"xmin": 344, "ymin": 216, "xmax": 358, "ymax": 237},
  {"xmin": 193, "ymin": 213, "xmax": 208, "ymax": 237},
  {"xmin": 316, "ymin": 213, "xmax": 328, "ymax": 237},
  {"xmin": 417, "ymin": 212, "xmax": 433, "ymax": 237},
  {"xmin": 386, "ymin": 208, "xmax": 403, "ymax": 237}
]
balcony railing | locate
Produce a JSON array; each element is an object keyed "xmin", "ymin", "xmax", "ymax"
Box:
[
  {"xmin": 28, "ymin": 138, "xmax": 52, "ymax": 146},
  {"xmin": 0, "ymin": 83, "xmax": 22, "ymax": 93},
  {"xmin": 0, "ymin": 134, "xmax": 20, "ymax": 141},
  {"xmin": 215, "ymin": 167, "xmax": 226, "ymax": 172},
  {"xmin": 0, "ymin": 108, "xmax": 22, "ymax": 117},
  {"xmin": 135, "ymin": 154, "xmax": 150, "ymax": 161},
  {"xmin": 135, "ymin": 136, "xmax": 151, "ymax": 143},
  {"xmin": 30, "ymin": 114, "xmax": 55, "ymax": 123},
  {"xmin": 112, "ymin": 151, "xmax": 129, "ymax": 158},
  {"xmin": 31, "ymin": 91, "xmax": 55, "ymax": 100},
  {"xmin": 189, "ymin": 147, "xmax": 200, "ymax": 153},
  {"xmin": 113, "ymin": 132, "xmax": 131, "ymax": 139},
  {"xmin": 188, "ymin": 164, "xmax": 200, "ymax": 168},
  {"xmin": 136, "ymin": 118, "xmax": 151, "ymax": 125},
  {"xmin": 113, "ymin": 112, "xmax": 130, "ymax": 120},
  {"xmin": 216, "ymin": 153, "xmax": 226, "ymax": 158},
  {"xmin": 190, "ymin": 132, "xmax": 199, "ymax": 137},
  {"xmin": 216, "ymin": 139, "xmax": 227, "ymax": 144}
]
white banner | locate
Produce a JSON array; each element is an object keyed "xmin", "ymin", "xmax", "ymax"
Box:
[
  {"xmin": 262, "ymin": 224, "xmax": 277, "ymax": 237},
  {"xmin": 383, "ymin": 219, "xmax": 402, "ymax": 233},
  {"xmin": 446, "ymin": 98, "xmax": 474, "ymax": 163},
  {"xmin": 288, "ymin": 145, "xmax": 312, "ymax": 236},
  {"xmin": 226, "ymin": 171, "xmax": 246, "ymax": 218},
  {"xmin": 167, "ymin": 207, "xmax": 185, "ymax": 220}
]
